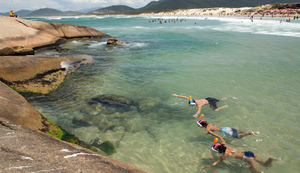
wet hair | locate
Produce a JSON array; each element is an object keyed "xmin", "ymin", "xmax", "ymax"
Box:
[
  {"xmin": 199, "ymin": 120, "xmax": 208, "ymax": 128},
  {"xmin": 213, "ymin": 144, "xmax": 227, "ymax": 153}
]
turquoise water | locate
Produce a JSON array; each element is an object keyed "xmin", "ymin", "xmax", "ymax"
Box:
[{"xmin": 25, "ymin": 16, "xmax": 300, "ymax": 173}]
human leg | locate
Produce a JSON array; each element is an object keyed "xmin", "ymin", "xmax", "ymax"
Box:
[
  {"xmin": 238, "ymin": 130, "xmax": 245, "ymax": 134},
  {"xmin": 238, "ymin": 132, "xmax": 254, "ymax": 138},
  {"xmin": 215, "ymin": 105, "xmax": 228, "ymax": 111},
  {"xmin": 245, "ymin": 158, "xmax": 260, "ymax": 173},
  {"xmin": 239, "ymin": 131, "xmax": 258, "ymax": 138},
  {"xmin": 254, "ymin": 154, "xmax": 277, "ymax": 167},
  {"xmin": 220, "ymin": 97, "xmax": 238, "ymax": 101}
]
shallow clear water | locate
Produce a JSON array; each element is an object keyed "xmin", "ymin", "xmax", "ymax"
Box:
[{"xmin": 24, "ymin": 16, "xmax": 300, "ymax": 173}]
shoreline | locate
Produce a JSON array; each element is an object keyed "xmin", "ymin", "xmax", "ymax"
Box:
[{"xmin": 21, "ymin": 5, "xmax": 300, "ymax": 19}]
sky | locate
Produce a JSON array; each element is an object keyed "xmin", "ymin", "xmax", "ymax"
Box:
[{"xmin": 0, "ymin": 0, "xmax": 157, "ymax": 13}]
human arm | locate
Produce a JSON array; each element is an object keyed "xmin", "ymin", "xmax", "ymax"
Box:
[
  {"xmin": 210, "ymin": 132, "xmax": 226, "ymax": 145},
  {"xmin": 200, "ymin": 156, "xmax": 225, "ymax": 171},
  {"xmin": 172, "ymin": 94, "xmax": 189, "ymax": 100},
  {"xmin": 193, "ymin": 104, "xmax": 202, "ymax": 118},
  {"xmin": 206, "ymin": 129, "xmax": 218, "ymax": 136}
]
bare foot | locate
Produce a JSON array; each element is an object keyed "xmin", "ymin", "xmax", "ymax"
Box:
[
  {"xmin": 232, "ymin": 97, "xmax": 238, "ymax": 100},
  {"xmin": 251, "ymin": 132, "xmax": 258, "ymax": 136}
]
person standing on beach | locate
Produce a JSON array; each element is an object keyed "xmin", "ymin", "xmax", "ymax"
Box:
[
  {"xmin": 172, "ymin": 94, "xmax": 237, "ymax": 118},
  {"xmin": 200, "ymin": 133, "xmax": 277, "ymax": 173},
  {"xmin": 196, "ymin": 118, "xmax": 258, "ymax": 139}
]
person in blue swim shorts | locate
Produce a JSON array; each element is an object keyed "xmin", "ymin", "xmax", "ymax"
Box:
[
  {"xmin": 197, "ymin": 119, "xmax": 258, "ymax": 139},
  {"xmin": 201, "ymin": 133, "xmax": 277, "ymax": 173},
  {"xmin": 172, "ymin": 94, "xmax": 237, "ymax": 118}
]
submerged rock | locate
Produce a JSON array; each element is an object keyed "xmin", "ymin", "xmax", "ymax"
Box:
[
  {"xmin": 90, "ymin": 128, "xmax": 125, "ymax": 149},
  {"xmin": 99, "ymin": 141, "xmax": 117, "ymax": 155},
  {"xmin": 72, "ymin": 115, "xmax": 91, "ymax": 126},
  {"xmin": 91, "ymin": 94, "xmax": 133, "ymax": 107},
  {"xmin": 124, "ymin": 115, "xmax": 146, "ymax": 133},
  {"xmin": 97, "ymin": 117, "xmax": 121, "ymax": 129},
  {"xmin": 138, "ymin": 97, "xmax": 162, "ymax": 111},
  {"xmin": 74, "ymin": 126, "xmax": 101, "ymax": 143}
]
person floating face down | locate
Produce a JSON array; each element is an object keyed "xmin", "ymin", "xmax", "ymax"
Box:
[
  {"xmin": 196, "ymin": 116, "xmax": 258, "ymax": 139},
  {"xmin": 200, "ymin": 134, "xmax": 277, "ymax": 173},
  {"xmin": 172, "ymin": 94, "xmax": 237, "ymax": 118}
]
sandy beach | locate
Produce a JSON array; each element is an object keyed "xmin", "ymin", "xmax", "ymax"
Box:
[{"xmin": 138, "ymin": 5, "xmax": 299, "ymax": 18}]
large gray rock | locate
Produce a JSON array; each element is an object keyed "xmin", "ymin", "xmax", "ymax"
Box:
[
  {"xmin": 0, "ymin": 118, "xmax": 149, "ymax": 173},
  {"xmin": 0, "ymin": 16, "xmax": 109, "ymax": 56},
  {"xmin": 0, "ymin": 81, "xmax": 61, "ymax": 134}
]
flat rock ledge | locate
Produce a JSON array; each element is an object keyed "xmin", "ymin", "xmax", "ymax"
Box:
[
  {"xmin": 0, "ymin": 16, "xmax": 109, "ymax": 56},
  {"xmin": 0, "ymin": 55, "xmax": 93, "ymax": 94}
]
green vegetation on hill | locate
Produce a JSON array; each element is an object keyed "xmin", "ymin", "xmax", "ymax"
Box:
[
  {"xmin": 140, "ymin": 0, "xmax": 300, "ymax": 11},
  {"xmin": 89, "ymin": 0, "xmax": 300, "ymax": 14},
  {"xmin": 90, "ymin": 5, "xmax": 136, "ymax": 14},
  {"xmin": 26, "ymin": 8, "xmax": 83, "ymax": 16}
]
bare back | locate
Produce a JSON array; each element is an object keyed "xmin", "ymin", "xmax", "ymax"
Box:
[
  {"xmin": 222, "ymin": 144, "xmax": 244, "ymax": 159},
  {"xmin": 205, "ymin": 123, "xmax": 220, "ymax": 133},
  {"xmin": 194, "ymin": 99, "xmax": 208, "ymax": 107}
]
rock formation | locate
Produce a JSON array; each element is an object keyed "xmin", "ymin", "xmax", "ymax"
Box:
[
  {"xmin": 0, "ymin": 55, "xmax": 93, "ymax": 94},
  {"xmin": 0, "ymin": 16, "xmax": 109, "ymax": 56},
  {"xmin": 0, "ymin": 117, "xmax": 149, "ymax": 173},
  {"xmin": 107, "ymin": 38, "xmax": 126, "ymax": 46},
  {"xmin": 0, "ymin": 81, "xmax": 61, "ymax": 134},
  {"xmin": 0, "ymin": 16, "xmax": 148, "ymax": 173}
]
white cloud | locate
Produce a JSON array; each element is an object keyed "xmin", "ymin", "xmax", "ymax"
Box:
[{"xmin": 0, "ymin": 0, "xmax": 157, "ymax": 13}]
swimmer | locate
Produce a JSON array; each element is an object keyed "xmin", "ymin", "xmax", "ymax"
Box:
[
  {"xmin": 172, "ymin": 94, "xmax": 237, "ymax": 118},
  {"xmin": 196, "ymin": 118, "xmax": 258, "ymax": 139},
  {"xmin": 200, "ymin": 134, "xmax": 277, "ymax": 173}
]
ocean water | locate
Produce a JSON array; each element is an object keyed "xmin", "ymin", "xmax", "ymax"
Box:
[{"xmin": 24, "ymin": 15, "xmax": 300, "ymax": 173}]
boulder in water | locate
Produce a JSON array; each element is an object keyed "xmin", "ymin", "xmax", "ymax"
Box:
[
  {"xmin": 107, "ymin": 38, "xmax": 125, "ymax": 46},
  {"xmin": 91, "ymin": 94, "xmax": 133, "ymax": 107}
]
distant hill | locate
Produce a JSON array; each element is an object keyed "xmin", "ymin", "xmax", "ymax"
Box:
[
  {"xmin": 90, "ymin": 5, "xmax": 136, "ymax": 14},
  {"xmin": 138, "ymin": 0, "xmax": 166, "ymax": 11},
  {"xmin": 15, "ymin": 10, "xmax": 33, "ymax": 16},
  {"xmin": 26, "ymin": 8, "xmax": 83, "ymax": 16},
  {"xmin": 139, "ymin": 0, "xmax": 300, "ymax": 11},
  {"xmin": 89, "ymin": 0, "xmax": 300, "ymax": 14},
  {"xmin": 78, "ymin": 7, "xmax": 102, "ymax": 13}
]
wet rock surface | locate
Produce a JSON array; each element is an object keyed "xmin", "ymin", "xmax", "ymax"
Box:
[
  {"xmin": 0, "ymin": 81, "xmax": 60, "ymax": 134},
  {"xmin": 0, "ymin": 118, "xmax": 149, "ymax": 173},
  {"xmin": 107, "ymin": 38, "xmax": 126, "ymax": 46},
  {"xmin": 0, "ymin": 55, "xmax": 93, "ymax": 94}
]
